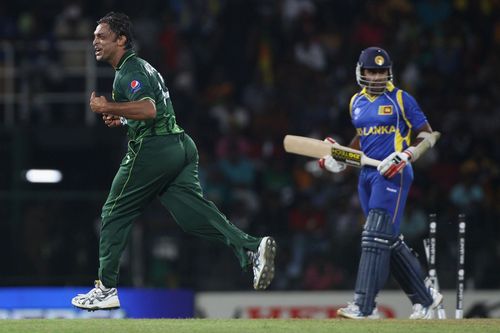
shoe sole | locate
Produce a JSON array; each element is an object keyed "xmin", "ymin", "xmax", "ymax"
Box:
[
  {"xmin": 409, "ymin": 292, "xmax": 444, "ymax": 319},
  {"xmin": 73, "ymin": 304, "xmax": 121, "ymax": 311},
  {"xmin": 254, "ymin": 237, "xmax": 277, "ymax": 290},
  {"xmin": 337, "ymin": 309, "xmax": 353, "ymax": 319},
  {"xmin": 71, "ymin": 297, "xmax": 121, "ymax": 311},
  {"xmin": 337, "ymin": 309, "xmax": 379, "ymax": 320}
]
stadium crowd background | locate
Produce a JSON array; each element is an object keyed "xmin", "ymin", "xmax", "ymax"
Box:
[{"xmin": 0, "ymin": 0, "xmax": 499, "ymax": 292}]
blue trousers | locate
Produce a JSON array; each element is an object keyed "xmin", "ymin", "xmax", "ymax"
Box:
[{"xmin": 358, "ymin": 165, "xmax": 413, "ymax": 235}]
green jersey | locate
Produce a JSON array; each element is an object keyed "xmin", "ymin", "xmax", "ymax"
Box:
[{"xmin": 112, "ymin": 50, "xmax": 183, "ymax": 140}]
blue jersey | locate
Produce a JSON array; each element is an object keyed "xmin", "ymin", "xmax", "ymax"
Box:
[
  {"xmin": 349, "ymin": 82, "xmax": 428, "ymax": 160},
  {"xmin": 349, "ymin": 82, "xmax": 428, "ymax": 234}
]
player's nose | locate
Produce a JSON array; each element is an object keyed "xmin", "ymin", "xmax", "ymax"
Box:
[{"xmin": 371, "ymin": 72, "xmax": 386, "ymax": 80}]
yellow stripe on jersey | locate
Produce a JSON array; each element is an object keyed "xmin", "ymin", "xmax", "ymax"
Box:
[
  {"xmin": 396, "ymin": 89, "xmax": 412, "ymax": 129},
  {"xmin": 349, "ymin": 93, "xmax": 358, "ymax": 118},
  {"xmin": 359, "ymin": 88, "xmax": 379, "ymax": 102},
  {"xmin": 395, "ymin": 89, "xmax": 412, "ymax": 151},
  {"xmin": 395, "ymin": 129, "xmax": 406, "ymax": 152},
  {"xmin": 359, "ymin": 82, "xmax": 395, "ymax": 102}
]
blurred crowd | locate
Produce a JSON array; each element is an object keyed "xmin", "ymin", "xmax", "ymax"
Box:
[{"xmin": 1, "ymin": 0, "xmax": 499, "ymax": 291}]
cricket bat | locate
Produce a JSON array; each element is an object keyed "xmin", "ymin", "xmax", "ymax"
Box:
[
  {"xmin": 283, "ymin": 135, "xmax": 380, "ymax": 168},
  {"xmin": 283, "ymin": 131, "xmax": 441, "ymax": 168}
]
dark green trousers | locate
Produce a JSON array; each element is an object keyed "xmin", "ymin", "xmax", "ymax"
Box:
[{"xmin": 98, "ymin": 133, "xmax": 260, "ymax": 287}]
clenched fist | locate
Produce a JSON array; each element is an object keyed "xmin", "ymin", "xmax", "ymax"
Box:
[
  {"xmin": 102, "ymin": 113, "xmax": 122, "ymax": 127},
  {"xmin": 90, "ymin": 91, "xmax": 109, "ymax": 114}
]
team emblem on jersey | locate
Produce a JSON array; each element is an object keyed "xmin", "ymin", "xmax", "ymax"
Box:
[
  {"xmin": 378, "ymin": 105, "xmax": 393, "ymax": 115},
  {"xmin": 353, "ymin": 107, "xmax": 361, "ymax": 120},
  {"xmin": 130, "ymin": 80, "xmax": 142, "ymax": 93},
  {"xmin": 375, "ymin": 55, "xmax": 385, "ymax": 66}
]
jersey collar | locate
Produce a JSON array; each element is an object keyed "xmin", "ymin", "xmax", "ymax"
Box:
[
  {"xmin": 360, "ymin": 81, "xmax": 396, "ymax": 100},
  {"xmin": 115, "ymin": 49, "xmax": 136, "ymax": 71}
]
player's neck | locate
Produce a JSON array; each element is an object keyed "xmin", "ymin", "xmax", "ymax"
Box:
[{"xmin": 110, "ymin": 49, "xmax": 127, "ymax": 69}]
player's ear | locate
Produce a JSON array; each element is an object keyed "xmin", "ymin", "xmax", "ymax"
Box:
[{"xmin": 117, "ymin": 35, "xmax": 127, "ymax": 48}]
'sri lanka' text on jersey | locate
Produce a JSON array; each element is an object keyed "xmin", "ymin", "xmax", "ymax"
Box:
[
  {"xmin": 112, "ymin": 50, "xmax": 183, "ymax": 141},
  {"xmin": 349, "ymin": 82, "xmax": 428, "ymax": 161}
]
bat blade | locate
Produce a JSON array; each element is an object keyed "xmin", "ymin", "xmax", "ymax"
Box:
[
  {"xmin": 283, "ymin": 135, "xmax": 380, "ymax": 168},
  {"xmin": 284, "ymin": 131, "xmax": 441, "ymax": 169},
  {"xmin": 283, "ymin": 135, "xmax": 331, "ymax": 159}
]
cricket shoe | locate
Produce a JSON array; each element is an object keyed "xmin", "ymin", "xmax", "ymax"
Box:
[
  {"xmin": 337, "ymin": 302, "xmax": 380, "ymax": 319},
  {"xmin": 409, "ymin": 287, "xmax": 443, "ymax": 319},
  {"xmin": 72, "ymin": 280, "xmax": 120, "ymax": 311},
  {"xmin": 249, "ymin": 236, "xmax": 277, "ymax": 290}
]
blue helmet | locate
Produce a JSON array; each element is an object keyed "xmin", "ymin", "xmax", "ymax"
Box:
[{"xmin": 356, "ymin": 47, "xmax": 393, "ymax": 94}]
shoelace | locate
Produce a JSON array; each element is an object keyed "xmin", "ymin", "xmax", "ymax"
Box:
[
  {"xmin": 78, "ymin": 287, "xmax": 98, "ymax": 298},
  {"xmin": 346, "ymin": 302, "xmax": 358, "ymax": 310},
  {"xmin": 248, "ymin": 250, "xmax": 261, "ymax": 268},
  {"xmin": 80, "ymin": 284, "xmax": 105, "ymax": 300}
]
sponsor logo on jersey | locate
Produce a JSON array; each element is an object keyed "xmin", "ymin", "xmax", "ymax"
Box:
[
  {"xmin": 356, "ymin": 125, "xmax": 396, "ymax": 136},
  {"xmin": 378, "ymin": 105, "xmax": 393, "ymax": 115},
  {"xmin": 130, "ymin": 80, "xmax": 142, "ymax": 93}
]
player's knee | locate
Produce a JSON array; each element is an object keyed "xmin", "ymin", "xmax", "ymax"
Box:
[
  {"xmin": 362, "ymin": 209, "xmax": 396, "ymax": 243},
  {"xmin": 391, "ymin": 235, "xmax": 407, "ymax": 252},
  {"xmin": 391, "ymin": 237, "xmax": 409, "ymax": 259}
]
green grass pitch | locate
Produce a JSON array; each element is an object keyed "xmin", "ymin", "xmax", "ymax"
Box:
[{"xmin": 1, "ymin": 319, "xmax": 500, "ymax": 333}]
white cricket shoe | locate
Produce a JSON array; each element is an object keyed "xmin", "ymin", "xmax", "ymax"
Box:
[
  {"xmin": 337, "ymin": 302, "xmax": 380, "ymax": 319},
  {"xmin": 72, "ymin": 280, "xmax": 120, "ymax": 311},
  {"xmin": 250, "ymin": 236, "xmax": 277, "ymax": 290},
  {"xmin": 409, "ymin": 287, "xmax": 443, "ymax": 319}
]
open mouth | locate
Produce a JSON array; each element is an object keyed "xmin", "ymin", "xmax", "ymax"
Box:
[{"xmin": 95, "ymin": 47, "xmax": 103, "ymax": 56}]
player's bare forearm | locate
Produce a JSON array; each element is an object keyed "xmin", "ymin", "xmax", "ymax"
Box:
[
  {"xmin": 410, "ymin": 123, "xmax": 433, "ymax": 147},
  {"xmin": 378, "ymin": 123, "xmax": 438, "ymax": 178},
  {"xmin": 100, "ymin": 99, "xmax": 156, "ymax": 120},
  {"xmin": 89, "ymin": 91, "xmax": 156, "ymax": 120}
]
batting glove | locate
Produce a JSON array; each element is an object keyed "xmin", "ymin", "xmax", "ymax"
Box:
[
  {"xmin": 318, "ymin": 137, "xmax": 347, "ymax": 173},
  {"xmin": 377, "ymin": 148, "xmax": 415, "ymax": 179}
]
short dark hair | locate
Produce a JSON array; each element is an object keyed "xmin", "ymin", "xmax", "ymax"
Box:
[{"xmin": 97, "ymin": 12, "xmax": 134, "ymax": 50}]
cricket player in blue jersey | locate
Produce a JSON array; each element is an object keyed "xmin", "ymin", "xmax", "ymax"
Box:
[
  {"xmin": 319, "ymin": 47, "xmax": 442, "ymax": 319},
  {"xmin": 71, "ymin": 12, "xmax": 276, "ymax": 311}
]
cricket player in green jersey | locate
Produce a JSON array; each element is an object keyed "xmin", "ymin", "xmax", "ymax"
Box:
[{"xmin": 72, "ymin": 12, "xmax": 276, "ymax": 311}]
